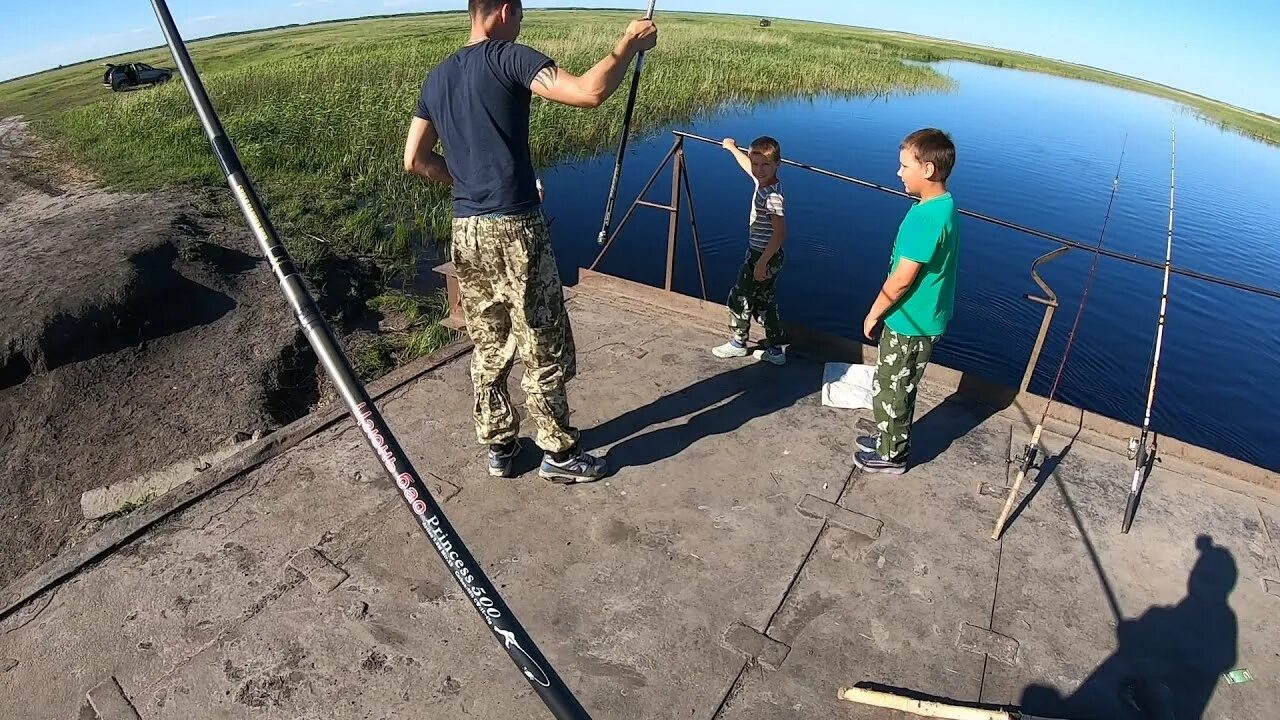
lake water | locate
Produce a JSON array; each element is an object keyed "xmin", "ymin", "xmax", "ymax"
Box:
[{"xmin": 538, "ymin": 61, "xmax": 1280, "ymax": 471}]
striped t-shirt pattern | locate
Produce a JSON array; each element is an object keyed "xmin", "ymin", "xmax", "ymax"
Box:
[{"xmin": 748, "ymin": 180, "xmax": 785, "ymax": 251}]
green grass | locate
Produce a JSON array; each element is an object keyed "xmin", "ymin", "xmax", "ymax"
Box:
[
  {"xmin": 0, "ymin": 11, "xmax": 951, "ymax": 283},
  {"xmin": 106, "ymin": 490, "xmax": 159, "ymax": 519},
  {"xmin": 366, "ymin": 289, "xmax": 460, "ymax": 372},
  {"xmin": 344, "ymin": 289, "xmax": 459, "ymax": 380}
]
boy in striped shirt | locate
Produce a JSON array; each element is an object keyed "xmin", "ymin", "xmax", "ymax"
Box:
[{"xmin": 712, "ymin": 136, "xmax": 788, "ymax": 365}]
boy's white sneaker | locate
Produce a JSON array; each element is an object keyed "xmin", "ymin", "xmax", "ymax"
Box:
[
  {"xmin": 753, "ymin": 346, "xmax": 786, "ymax": 366},
  {"xmin": 712, "ymin": 339, "xmax": 750, "ymax": 358}
]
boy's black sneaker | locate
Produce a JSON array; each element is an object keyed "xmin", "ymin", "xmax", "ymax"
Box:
[
  {"xmin": 856, "ymin": 435, "xmax": 879, "ymax": 453},
  {"xmin": 854, "ymin": 449, "xmax": 906, "ymax": 475},
  {"xmin": 488, "ymin": 441, "xmax": 521, "ymax": 478}
]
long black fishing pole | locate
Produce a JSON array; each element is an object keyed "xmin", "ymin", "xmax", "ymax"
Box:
[
  {"xmin": 993, "ymin": 137, "xmax": 1128, "ymax": 540},
  {"xmin": 148, "ymin": 3, "xmax": 589, "ymax": 718},
  {"xmin": 597, "ymin": 0, "xmax": 658, "ymax": 245},
  {"xmin": 1123, "ymin": 122, "xmax": 1177, "ymax": 535}
]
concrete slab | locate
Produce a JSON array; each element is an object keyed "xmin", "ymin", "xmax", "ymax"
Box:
[
  {"xmin": 725, "ymin": 622, "xmax": 792, "ymax": 670},
  {"xmin": 956, "ymin": 623, "xmax": 1020, "ymax": 667},
  {"xmin": 982, "ymin": 427, "xmax": 1280, "ymax": 720},
  {"xmin": 287, "ymin": 547, "xmax": 350, "ymax": 593},
  {"xmin": 797, "ymin": 494, "xmax": 883, "ymax": 539},
  {"xmin": 1, "ymin": 289, "xmax": 857, "ymax": 720},
  {"xmin": 0, "ymin": 444, "xmax": 395, "ymax": 718},
  {"xmin": 1258, "ymin": 501, "xmax": 1280, "ymax": 576},
  {"xmin": 3, "ymin": 278, "xmax": 1279, "ymax": 720},
  {"xmin": 715, "ymin": 403, "xmax": 1014, "ymax": 720},
  {"xmin": 141, "ymin": 510, "xmax": 539, "ymax": 719},
  {"xmin": 85, "ymin": 677, "xmax": 142, "ymax": 720}
]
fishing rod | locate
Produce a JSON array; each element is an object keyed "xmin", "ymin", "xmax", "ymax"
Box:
[
  {"xmin": 148, "ymin": 2, "xmax": 590, "ymax": 718},
  {"xmin": 992, "ymin": 137, "xmax": 1128, "ymax": 541},
  {"xmin": 1123, "ymin": 122, "xmax": 1176, "ymax": 535},
  {"xmin": 597, "ymin": 0, "xmax": 659, "ymax": 245},
  {"xmin": 671, "ymin": 130, "xmax": 1280, "ymax": 302}
]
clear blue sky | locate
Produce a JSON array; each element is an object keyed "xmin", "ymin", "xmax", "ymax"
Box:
[{"xmin": 3, "ymin": 1, "xmax": 1277, "ymax": 116}]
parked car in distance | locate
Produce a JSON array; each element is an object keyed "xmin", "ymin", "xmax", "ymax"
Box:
[{"xmin": 102, "ymin": 62, "xmax": 174, "ymax": 92}]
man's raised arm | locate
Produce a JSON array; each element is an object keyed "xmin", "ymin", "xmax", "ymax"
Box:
[{"xmin": 530, "ymin": 18, "xmax": 658, "ymax": 108}]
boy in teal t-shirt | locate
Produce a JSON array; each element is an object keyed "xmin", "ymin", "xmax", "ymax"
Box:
[{"xmin": 856, "ymin": 128, "xmax": 959, "ymax": 474}]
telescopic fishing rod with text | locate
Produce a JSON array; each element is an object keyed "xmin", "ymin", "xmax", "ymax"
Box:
[{"xmin": 148, "ymin": 1, "xmax": 591, "ymax": 717}]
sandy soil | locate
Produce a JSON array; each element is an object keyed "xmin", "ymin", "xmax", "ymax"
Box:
[{"xmin": 0, "ymin": 116, "xmax": 314, "ymax": 586}]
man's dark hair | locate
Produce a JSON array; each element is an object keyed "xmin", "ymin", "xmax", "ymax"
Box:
[
  {"xmin": 750, "ymin": 136, "xmax": 782, "ymax": 163},
  {"xmin": 469, "ymin": 0, "xmax": 518, "ymax": 17},
  {"xmin": 900, "ymin": 128, "xmax": 956, "ymax": 183}
]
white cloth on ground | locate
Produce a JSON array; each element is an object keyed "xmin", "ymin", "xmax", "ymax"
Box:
[{"xmin": 821, "ymin": 362, "xmax": 876, "ymax": 410}]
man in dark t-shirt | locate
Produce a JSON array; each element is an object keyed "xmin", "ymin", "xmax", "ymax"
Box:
[{"xmin": 403, "ymin": 0, "xmax": 657, "ymax": 483}]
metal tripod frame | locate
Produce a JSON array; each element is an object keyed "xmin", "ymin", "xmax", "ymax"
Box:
[{"xmin": 590, "ymin": 136, "xmax": 708, "ymax": 300}]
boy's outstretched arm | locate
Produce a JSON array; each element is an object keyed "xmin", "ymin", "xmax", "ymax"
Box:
[
  {"xmin": 721, "ymin": 137, "xmax": 753, "ymax": 177},
  {"xmin": 863, "ymin": 260, "xmax": 921, "ymax": 339},
  {"xmin": 755, "ymin": 214, "xmax": 786, "ymax": 280}
]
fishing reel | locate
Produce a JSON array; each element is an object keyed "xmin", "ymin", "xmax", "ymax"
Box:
[
  {"xmin": 1015, "ymin": 442, "xmax": 1039, "ymax": 472},
  {"xmin": 1127, "ymin": 436, "xmax": 1160, "ymax": 466}
]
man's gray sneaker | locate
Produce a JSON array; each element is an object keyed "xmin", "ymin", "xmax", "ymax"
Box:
[
  {"xmin": 540, "ymin": 449, "xmax": 608, "ymax": 484},
  {"xmin": 488, "ymin": 441, "xmax": 520, "ymax": 478}
]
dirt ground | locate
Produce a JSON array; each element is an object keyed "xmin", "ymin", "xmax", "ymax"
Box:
[{"xmin": 0, "ymin": 116, "xmax": 310, "ymax": 587}]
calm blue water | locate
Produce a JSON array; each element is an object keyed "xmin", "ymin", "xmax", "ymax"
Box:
[{"xmin": 538, "ymin": 62, "xmax": 1280, "ymax": 471}]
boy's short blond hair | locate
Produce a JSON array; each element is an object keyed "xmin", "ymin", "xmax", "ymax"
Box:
[
  {"xmin": 900, "ymin": 128, "xmax": 955, "ymax": 183},
  {"xmin": 749, "ymin": 136, "xmax": 782, "ymax": 164}
]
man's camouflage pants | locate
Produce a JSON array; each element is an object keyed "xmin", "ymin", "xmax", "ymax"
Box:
[
  {"xmin": 451, "ymin": 210, "xmax": 577, "ymax": 454},
  {"xmin": 727, "ymin": 248, "xmax": 785, "ymax": 346},
  {"xmin": 872, "ymin": 329, "xmax": 938, "ymax": 461}
]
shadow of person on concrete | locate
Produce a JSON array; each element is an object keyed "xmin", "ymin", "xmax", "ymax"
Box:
[
  {"xmin": 583, "ymin": 358, "xmax": 820, "ymax": 472},
  {"xmin": 909, "ymin": 374, "xmax": 1016, "ymax": 467},
  {"xmin": 1020, "ymin": 535, "xmax": 1238, "ymax": 720}
]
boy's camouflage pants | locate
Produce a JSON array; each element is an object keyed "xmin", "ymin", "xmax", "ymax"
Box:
[
  {"xmin": 727, "ymin": 248, "xmax": 785, "ymax": 346},
  {"xmin": 451, "ymin": 211, "xmax": 578, "ymax": 454},
  {"xmin": 872, "ymin": 329, "xmax": 938, "ymax": 461}
]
